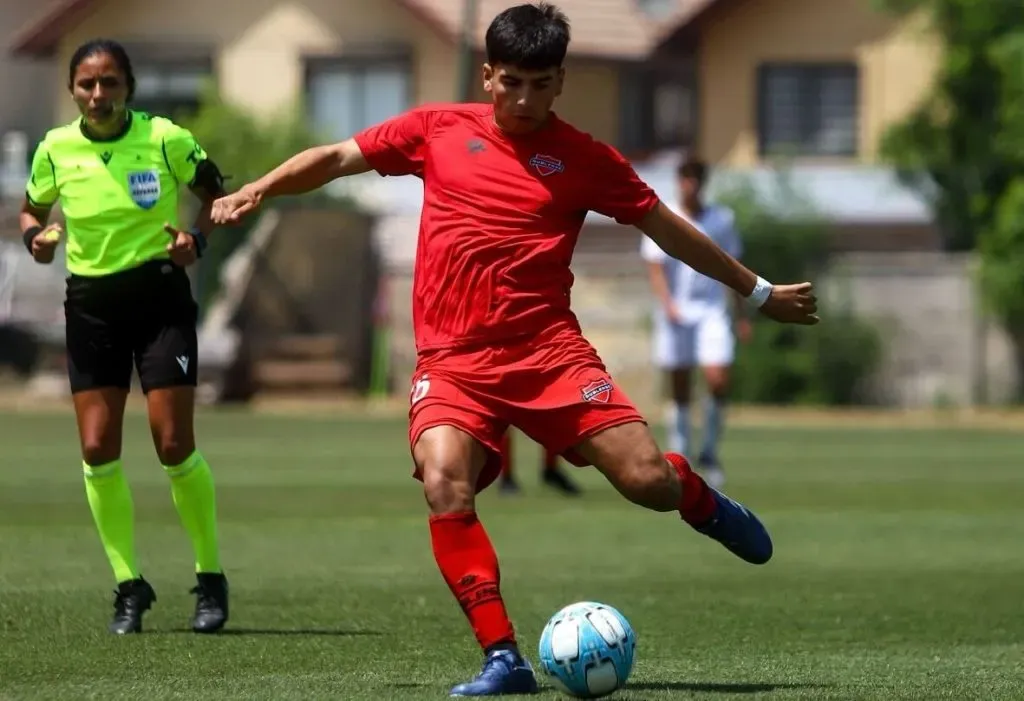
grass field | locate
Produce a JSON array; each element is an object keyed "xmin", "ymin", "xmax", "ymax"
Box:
[{"xmin": 1, "ymin": 408, "xmax": 1022, "ymax": 700}]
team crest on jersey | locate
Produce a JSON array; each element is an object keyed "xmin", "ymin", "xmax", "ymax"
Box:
[
  {"xmin": 127, "ymin": 170, "xmax": 161, "ymax": 209},
  {"xmin": 580, "ymin": 378, "xmax": 613, "ymax": 403},
  {"xmin": 529, "ymin": 154, "xmax": 564, "ymax": 176}
]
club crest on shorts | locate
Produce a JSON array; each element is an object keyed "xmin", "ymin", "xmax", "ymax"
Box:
[
  {"xmin": 529, "ymin": 154, "xmax": 564, "ymax": 177},
  {"xmin": 580, "ymin": 378, "xmax": 613, "ymax": 403},
  {"xmin": 127, "ymin": 169, "xmax": 161, "ymax": 209}
]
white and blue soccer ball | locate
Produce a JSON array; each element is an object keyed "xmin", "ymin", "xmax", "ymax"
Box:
[{"xmin": 538, "ymin": 601, "xmax": 637, "ymax": 698}]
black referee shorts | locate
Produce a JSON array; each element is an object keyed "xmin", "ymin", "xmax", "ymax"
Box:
[{"xmin": 64, "ymin": 259, "xmax": 199, "ymax": 394}]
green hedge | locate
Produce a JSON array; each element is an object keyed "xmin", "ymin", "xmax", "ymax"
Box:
[{"xmin": 716, "ymin": 174, "xmax": 884, "ymax": 406}]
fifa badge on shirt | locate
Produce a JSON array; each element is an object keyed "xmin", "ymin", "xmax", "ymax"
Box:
[
  {"xmin": 127, "ymin": 170, "xmax": 161, "ymax": 210},
  {"xmin": 529, "ymin": 154, "xmax": 564, "ymax": 177}
]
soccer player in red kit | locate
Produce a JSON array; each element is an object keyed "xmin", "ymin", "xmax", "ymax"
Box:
[{"xmin": 212, "ymin": 3, "xmax": 818, "ymax": 695}]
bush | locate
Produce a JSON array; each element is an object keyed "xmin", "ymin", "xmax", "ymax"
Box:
[{"xmin": 714, "ymin": 171, "xmax": 884, "ymax": 405}]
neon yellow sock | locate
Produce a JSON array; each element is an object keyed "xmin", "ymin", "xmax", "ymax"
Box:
[
  {"xmin": 83, "ymin": 460, "xmax": 139, "ymax": 584},
  {"xmin": 164, "ymin": 450, "xmax": 221, "ymax": 574}
]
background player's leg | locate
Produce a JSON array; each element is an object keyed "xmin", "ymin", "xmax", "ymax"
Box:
[
  {"xmin": 414, "ymin": 424, "xmax": 536, "ymax": 695},
  {"xmin": 541, "ymin": 446, "xmax": 581, "ymax": 496},
  {"xmin": 498, "ymin": 431, "xmax": 519, "ymax": 494},
  {"xmin": 667, "ymin": 367, "xmax": 693, "ymax": 456},
  {"xmin": 699, "ymin": 365, "xmax": 730, "ymax": 487},
  {"xmin": 695, "ymin": 314, "xmax": 736, "ymax": 487},
  {"xmin": 657, "ymin": 323, "xmax": 695, "ymax": 456},
  {"xmin": 146, "ymin": 386, "xmax": 227, "ymax": 633}
]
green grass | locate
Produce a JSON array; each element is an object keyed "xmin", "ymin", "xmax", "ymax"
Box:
[{"xmin": 1, "ymin": 409, "xmax": 1023, "ymax": 700}]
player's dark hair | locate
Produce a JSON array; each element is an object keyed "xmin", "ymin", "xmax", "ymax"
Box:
[
  {"xmin": 485, "ymin": 2, "xmax": 570, "ymax": 71},
  {"xmin": 677, "ymin": 156, "xmax": 707, "ymax": 184},
  {"xmin": 68, "ymin": 39, "xmax": 136, "ymax": 101}
]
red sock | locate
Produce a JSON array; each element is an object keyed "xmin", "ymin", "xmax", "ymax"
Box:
[
  {"xmin": 430, "ymin": 511, "xmax": 517, "ymax": 651},
  {"xmin": 666, "ymin": 452, "xmax": 716, "ymax": 526}
]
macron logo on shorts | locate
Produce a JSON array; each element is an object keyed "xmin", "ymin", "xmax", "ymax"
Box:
[
  {"xmin": 176, "ymin": 355, "xmax": 189, "ymax": 374},
  {"xmin": 580, "ymin": 379, "xmax": 613, "ymax": 403}
]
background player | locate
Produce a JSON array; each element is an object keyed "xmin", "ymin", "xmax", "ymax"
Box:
[
  {"xmin": 641, "ymin": 156, "xmax": 751, "ymax": 487},
  {"xmin": 210, "ymin": 3, "xmax": 818, "ymax": 695},
  {"xmin": 20, "ymin": 39, "xmax": 229, "ymax": 635},
  {"xmin": 498, "ymin": 432, "xmax": 581, "ymax": 496}
]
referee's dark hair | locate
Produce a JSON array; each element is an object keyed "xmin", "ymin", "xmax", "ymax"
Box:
[{"xmin": 68, "ymin": 39, "xmax": 137, "ymax": 102}]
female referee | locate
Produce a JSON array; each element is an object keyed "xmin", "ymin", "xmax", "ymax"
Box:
[{"xmin": 19, "ymin": 39, "xmax": 228, "ymax": 635}]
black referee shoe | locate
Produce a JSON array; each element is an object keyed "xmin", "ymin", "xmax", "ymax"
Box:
[
  {"xmin": 109, "ymin": 577, "xmax": 156, "ymax": 635},
  {"xmin": 190, "ymin": 572, "xmax": 229, "ymax": 634}
]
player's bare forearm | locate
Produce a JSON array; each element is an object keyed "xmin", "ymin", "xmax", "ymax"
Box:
[
  {"xmin": 249, "ymin": 139, "xmax": 371, "ymax": 200},
  {"xmin": 638, "ymin": 202, "xmax": 757, "ymax": 297}
]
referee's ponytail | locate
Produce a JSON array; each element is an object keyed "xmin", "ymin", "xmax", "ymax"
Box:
[{"xmin": 68, "ymin": 39, "xmax": 136, "ymax": 102}]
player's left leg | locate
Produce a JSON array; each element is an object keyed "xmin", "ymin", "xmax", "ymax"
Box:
[
  {"xmin": 576, "ymin": 421, "xmax": 772, "ymax": 565},
  {"xmin": 135, "ymin": 270, "xmax": 227, "ymax": 634},
  {"xmin": 516, "ymin": 356, "xmax": 770, "ymax": 565},
  {"xmin": 694, "ymin": 313, "xmax": 737, "ymax": 488}
]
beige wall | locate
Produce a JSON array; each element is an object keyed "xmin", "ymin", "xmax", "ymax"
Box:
[
  {"xmin": 51, "ymin": 0, "xmax": 622, "ymax": 143},
  {"xmin": 698, "ymin": 0, "xmax": 940, "ymax": 166},
  {"xmin": 53, "ymin": 0, "xmax": 455, "ymax": 124},
  {"xmin": 50, "ymin": 0, "xmax": 622, "ymax": 144}
]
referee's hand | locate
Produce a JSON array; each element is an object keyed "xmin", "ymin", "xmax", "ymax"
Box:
[
  {"xmin": 30, "ymin": 224, "xmax": 63, "ymax": 265},
  {"xmin": 164, "ymin": 224, "xmax": 198, "ymax": 267}
]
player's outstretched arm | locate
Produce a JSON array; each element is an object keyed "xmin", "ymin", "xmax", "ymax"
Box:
[
  {"xmin": 211, "ymin": 139, "xmax": 371, "ymax": 225},
  {"xmin": 637, "ymin": 202, "xmax": 818, "ymax": 325}
]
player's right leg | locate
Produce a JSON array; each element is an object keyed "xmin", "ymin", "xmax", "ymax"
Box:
[
  {"xmin": 654, "ymin": 318, "xmax": 696, "ymax": 456},
  {"xmin": 65, "ymin": 282, "xmax": 154, "ymax": 634},
  {"xmin": 409, "ymin": 374, "xmax": 537, "ymax": 696}
]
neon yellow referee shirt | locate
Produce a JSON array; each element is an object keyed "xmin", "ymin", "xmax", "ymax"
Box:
[{"xmin": 25, "ymin": 110, "xmax": 208, "ymax": 277}]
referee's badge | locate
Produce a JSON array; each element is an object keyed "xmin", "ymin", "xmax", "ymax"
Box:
[{"xmin": 127, "ymin": 169, "xmax": 161, "ymax": 209}]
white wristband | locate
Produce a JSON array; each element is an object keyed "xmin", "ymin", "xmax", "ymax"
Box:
[{"xmin": 746, "ymin": 276, "xmax": 773, "ymax": 308}]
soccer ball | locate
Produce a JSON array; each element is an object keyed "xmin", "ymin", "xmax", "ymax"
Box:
[{"xmin": 537, "ymin": 601, "xmax": 636, "ymax": 698}]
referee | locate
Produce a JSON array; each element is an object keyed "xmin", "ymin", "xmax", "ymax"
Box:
[{"xmin": 20, "ymin": 39, "xmax": 228, "ymax": 635}]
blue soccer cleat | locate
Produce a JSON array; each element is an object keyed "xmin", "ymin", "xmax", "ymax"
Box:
[
  {"xmin": 694, "ymin": 488, "xmax": 774, "ymax": 565},
  {"xmin": 450, "ymin": 649, "xmax": 539, "ymax": 697}
]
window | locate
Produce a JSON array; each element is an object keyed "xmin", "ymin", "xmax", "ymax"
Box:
[
  {"xmin": 757, "ymin": 63, "xmax": 858, "ymax": 157},
  {"xmin": 132, "ymin": 58, "xmax": 212, "ymax": 120},
  {"xmin": 306, "ymin": 56, "xmax": 411, "ymax": 141},
  {"xmin": 619, "ymin": 67, "xmax": 697, "ymax": 153}
]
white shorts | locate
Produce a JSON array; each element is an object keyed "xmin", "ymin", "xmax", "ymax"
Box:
[{"xmin": 653, "ymin": 312, "xmax": 735, "ymax": 369}]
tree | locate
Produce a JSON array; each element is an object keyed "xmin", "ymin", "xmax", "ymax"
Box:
[{"xmin": 878, "ymin": 0, "xmax": 1024, "ymax": 400}]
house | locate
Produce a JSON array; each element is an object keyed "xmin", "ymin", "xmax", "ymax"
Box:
[
  {"xmin": 10, "ymin": 0, "xmax": 694, "ymax": 152},
  {"xmin": 641, "ymin": 0, "xmax": 942, "ymax": 249}
]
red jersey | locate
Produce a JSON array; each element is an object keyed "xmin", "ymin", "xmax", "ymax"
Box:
[{"xmin": 353, "ymin": 103, "xmax": 659, "ymax": 353}]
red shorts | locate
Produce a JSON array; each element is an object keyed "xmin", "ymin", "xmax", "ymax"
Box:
[{"xmin": 407, "ymin": 322, "xmax": 646, "ymax": 493}]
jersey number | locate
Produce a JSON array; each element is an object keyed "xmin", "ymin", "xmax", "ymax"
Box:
[{"xmin": 410, "ymin": 375, "xmax": 431, "ymax": 405}]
